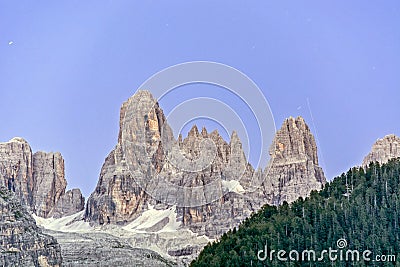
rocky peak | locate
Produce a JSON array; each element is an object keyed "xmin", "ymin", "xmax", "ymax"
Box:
[
  {"xmin": 85, "ymin": 91, "xmax": 327, "ymax": 241},
  {"xmin": 264, "ymin": 116, "xmax": 326, "ymax": 204},
  {"xmin": 86, "ymin": 90, "xmax": 252, "ymax": 230},
  {"xmin": 229, "ymin": 131, "xmax": 241, "ymax": 147},
  {"xmin": 0, "ymin": 137, "xmax": 34, "ymax": 207},
  {"xmin": 362, "ymin": 134, "xmax": 400, "ymax": 166},
  {"xmin": 272, "ymin": 116, "xmax": 318, "ymax": 164},
  {"xmin": 201, "ymin": 126, "xmax": 208, "ymax": 137},
  {"xmin": 9, "ymin": 137, "xmax": 29, "ymax": 144},
  {"xmin": 118, "ymin": 89, "xmax": 166, "ymax": 145},
  {"xmin": 86, "ymin": 90, "xmax": 172, "ymax": 225},
  {"xmin": 188, "ymin": 125, "xmax": 200, "ymax": 138},
  {"xmin": 0, "ymin": 138, "xmax": 84, "ymax": 218}
]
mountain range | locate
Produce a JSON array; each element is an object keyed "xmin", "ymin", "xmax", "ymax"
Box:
[{"xmin": 1, "ymin": 90, "xmax": 398, "ymax": 266}]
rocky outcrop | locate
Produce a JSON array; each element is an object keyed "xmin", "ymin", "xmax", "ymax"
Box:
[
  {"xmin": 85, "ymin": 90, "xmax": 164, "ymax": 225},
  {"xmin": 175, "ymin": 127, "xmax": 255, "ymax": 237},
  {"xmin": 42, "ymin": 229, "xmax": 176, "ymax": 267},
  {"xmin": 362, "ymin": 134, "xmax": 400, "ymax": 166},
  {"xmin": 262, "ymin": 116, "xmax": 326, "ymax": 205},
  {"xmin": 32, "ymin": 152, "xmax": 67, "ymax": 218},
  {"xmin": 0, "ymin": 137, "xmax": 34, "ymax": 208},
  {"xmin": 0, "ymin": 186, "xmax": 62, "ymax": 266},
  {"xmin": 51, "ymin": 189, "xmax": 85, "ymax": 219},
  {"xmin": 0, "ymin": 138, "xmax": 84, "ymax": 218},
  {"xmin": 85, "ymin": 90, "xmax": 326, "ymax": 238}
]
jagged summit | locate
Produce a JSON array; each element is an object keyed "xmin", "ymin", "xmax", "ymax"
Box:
[
  {"xmin": 272, "ymin": 116, "xmax": 318, "ymax": 163},
  {"xmin": 0, "ymin": 137, "xmax": 29, "ymax": 145},
  {"xmin": 264, "ymin": 115, "xmax": 326, "ymax": 204},
  {"xmin": 131, "ymin": 89, "xmax": 154, "ymax": 99},
  {"xmin": 188, "ymin": 125, "xmax": 200, "ymax": 137},
  {"xmin": 9, "ymin": 137, "xmax": 29, "ymax": 143},
  {"xmin": 85, "ymin": 89, "xmax": 327, "ymax": 240},
  {"xmin": 230, "ymin": 130, "xmax": 238, "ymax": 137},
  {"xmin": 121, "ymin": 90, "xmax": 156, "ymax": 111},
  {"xmin": 0, "ymin": 138, "xmax": 85, "ymax": 218},
  {"xmin": 230, "ymin": 130, "xmax": 240, "ymax": 142},
  {"xmin": 183, "ymin": 125, "xmax": 239, "ymax": 144},
  {"xmin": 201, "ymin": 126, "xmax": 208, "ymax": 137},
  {"xmin": 363, "ymin": 134, "xmax": 400, "ymax": 166},
  {"xmin": 123, "ymin": 90, "xmax": 242, "ymax": 147},
  {"xmin": 1, "ymin": 89, "xmax": 329, "ymax": 265}
]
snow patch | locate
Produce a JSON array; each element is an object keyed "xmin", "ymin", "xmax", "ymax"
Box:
[
  {"xmin": 33, "ymin": 211, "xmax": 93, "ymax": 233},
  {"xmin": 123, "ymin": 205, "xmax": 181, "ymax": 233},
  {"xmin": 221, "ymin": 180, "xmax": 245, "ymax": 194}
]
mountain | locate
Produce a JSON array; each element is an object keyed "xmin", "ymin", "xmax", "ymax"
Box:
[
  {"xmin": 363, "ymin": 134, "xmax": 400, "ymax": 166},
  {"xmin": 85, "ymin": 91, "xmax": 326, "ymax": 238},
  {"xmin": 192, "ymin": 159, "xmax": 400, "ymax": 266},
  {"xmin": 1, "ymin": 90, "xmax": 327, "ymax": 265},
  {"xmin": 262, "ymin": 116, "xmax": 326, "ymax": 205},
  {"xmin": 0, "ymin": 137, "xmax": 84, "ymax": 218},
  {"xmin": 0, "ymin": 185, "xmax": 62, "ymax": 266},
  {"xmin": 79, "ymin": 90, "xmax": 326, "ymax": 265}
]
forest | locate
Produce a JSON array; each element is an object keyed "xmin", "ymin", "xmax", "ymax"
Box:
[{"xmin": 191, "ymin": 159, "xmax": 400, "ymax": 266}]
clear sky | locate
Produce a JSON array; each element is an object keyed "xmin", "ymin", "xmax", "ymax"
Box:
[{"xmin": 1, "ymin": 1, "xmax": 399, "ymax": 197}]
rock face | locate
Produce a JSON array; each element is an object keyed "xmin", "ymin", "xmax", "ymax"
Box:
[
  {"xmin": 85, "ymin": 91, "xmax": 254, "ymax": 236},
  {"xmin": 85, "ymin": 90, "xmax": 326, "ymax": 239},
  {"xmin": 51, "ymin": 189, "xmax": 85, "ymax": 219},
  {"xmin": 85, "ymin": 91, "xmax": 163, "ymax": 225},
  {"xmin": 0, "ymin": 186, "xmax": 62, "ymax": 266},
  {"xmin": 0, "ymin": 138, "xmax": 84, "ymax": 218},
  {"xmin": 32, "ymin": 151, "xmax": 68, "ymax": 218},
  {"xmin": 263, "ymin": 116, "xmax": 326, "ymax": 205},
  {"xmin": 0, "ymin": 137, "xmax": 34, "ymax": 208},
  {"xmin": 362, "ymin": 134, "xmax": 400, "ymax": 166},
  {"xmin": 42, "ymin": 229, "xmax": 176, "ymax": 267}
]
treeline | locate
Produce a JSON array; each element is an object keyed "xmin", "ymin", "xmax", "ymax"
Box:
[{"xmin": 191, "ymin": 159, "xmax": 400, "ymax": 266}]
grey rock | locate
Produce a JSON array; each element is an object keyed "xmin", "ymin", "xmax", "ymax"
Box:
[
  {"xmin": 85, "ymin": 91, "xmax": 326, "ymax": 239},
  {"xmin": 40, "ymin": 229, "xmax": 176, "ymax": 267},
  {"xmin": 362, "ymin": 134, "xmax": 400, "ymax": 166},
  {"xmin": 0, "ymin": 137, "xmax": 34, "ymax": 208},
  {"xmin": 32, "ymin": 151, "xmax": 67, "ymax": 218},
  {"xmin": 51, "ymin": 188, "xmax": 85, "ymax": 218},
  {"xmin": 0, "ymin": 138, "xmax": 84, "ymax": 218},
  {"xmin": 85, "ymin": 90, "xmax": 169, "ymax": 225},
  {"xmin": 85, "ymin": 91, "xmax": 254, "ymax": 238},
  {"xmin": 0, "ymin": 186, "xmax": 62, "ymax": 266},
  {"xmin": 262, "ymin": 116, "xmax": 326, "ymax": 205}
]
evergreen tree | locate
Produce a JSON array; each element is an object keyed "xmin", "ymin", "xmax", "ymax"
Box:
[{"xmin": 191, "ymin": 159, "xmax": 400, "ymax": 266}]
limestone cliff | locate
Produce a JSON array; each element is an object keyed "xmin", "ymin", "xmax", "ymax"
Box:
[
  {"xmin": 0, "ymin": 186, "xmax": 62, "ymax": 266},
  {"xmin": 362, "ymin": 134, "xmax": 400, "ymax": 166},
  {"xmin": 51, "ymin": 188, "xmax": 85, "ymax": 219},
  {"xmin": 0, "ymin": 138, "xmax": 84, "ymax": 218},
  {"xmin": 263, "ymin": 116, "xmax": 326, "ymax": 205},
  {"xmin": 0, "ymin": 137, "xmax": 34, "ymax": 208},
  {"xmin": 32, "ymin": 151, "xmax": 67, "ymax": 218},
  {"xmin": 85, "ymin": 90, "xmax": 327, "ymax": 238}
]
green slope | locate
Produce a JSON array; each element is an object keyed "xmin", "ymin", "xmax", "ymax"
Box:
[{"xmin": 192, "ymin": 159, "xmax": 400, "ymax": 266}]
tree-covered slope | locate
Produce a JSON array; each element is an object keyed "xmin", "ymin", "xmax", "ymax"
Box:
[{"xmin": 192, "ymin": 159, "xmax": 400, "ymax": 266}]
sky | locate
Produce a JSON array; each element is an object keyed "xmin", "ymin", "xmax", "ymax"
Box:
[{"xmin": 1, "ymin": 1, "xmax": 399, "ymax": 197}]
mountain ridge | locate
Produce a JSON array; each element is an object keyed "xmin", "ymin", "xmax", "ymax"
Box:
[
  {"xmin": 2, "ymin": 90, "xmax": 399, "ymax": 266},
  {"xmin": 84, "ymin": 90, "xmax": 326, "ymax": 241}
]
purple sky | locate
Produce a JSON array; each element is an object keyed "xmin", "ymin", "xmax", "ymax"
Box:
[{"xmin": 1, "ymin": 1, "xmax": 399, "ymax": 197}]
